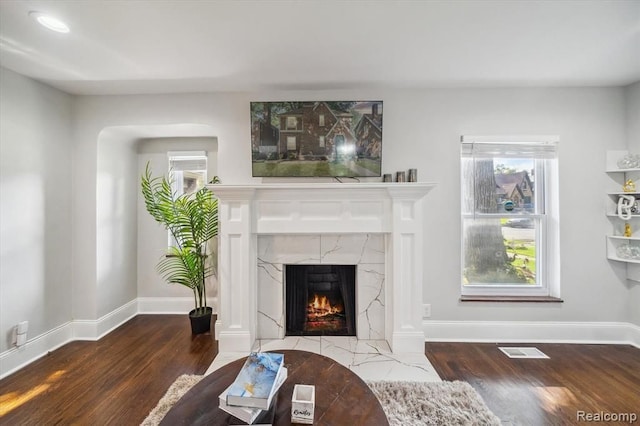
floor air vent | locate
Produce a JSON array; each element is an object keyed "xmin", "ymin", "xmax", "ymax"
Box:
[{"xmin": 499, "ymin": 347, "xmax": 549, "ymax": 359}]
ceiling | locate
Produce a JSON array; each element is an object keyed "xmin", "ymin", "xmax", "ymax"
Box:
[{"xmin": 1, "ymin": 0, "xmax": 639, "ymax": 95}]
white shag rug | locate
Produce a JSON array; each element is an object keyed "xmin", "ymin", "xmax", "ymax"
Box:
[
  {"xmin": 367, "ymin": 380, "xmax": 501, "ymax": 426},
  {"xmin": 140, "ymin": 374, "xmax": 203, "ymax": 426},
  {"xmin": 142, "ymin": 375, "xmax": 501, "ymax": 426}
]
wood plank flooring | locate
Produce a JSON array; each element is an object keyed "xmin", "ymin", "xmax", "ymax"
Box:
[
  {"xmin": 2, "ymin": 316, "xmax": 639, "ymax": 425},
  {"xmin": 0, "ymin": 315, "xmax": 216, "ymax": 425},
  {"xmin": 425, "ymin": 342, "xmax": 640, "ymax": 425}
]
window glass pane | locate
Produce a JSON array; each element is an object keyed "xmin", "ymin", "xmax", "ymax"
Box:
[
  {"xmin": 287, "ymin": 136, "xmax": 296, "ymax": 150},
  {"xmin": 167, "ymin": 153, "xmax": 207, "ymax": 248},
  {"xmin": 181, "ymin": 170, "xmax": 206, "ymax": 195},
  {"xmin": 462, "ymin": 157, "xmax": 538, "ymax": 214},
  {"xmin": 463, "ymin": 217, "xmax": 537, "ymax": 285}
]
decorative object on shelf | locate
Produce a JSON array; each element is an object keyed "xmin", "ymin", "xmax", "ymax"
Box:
[
  {"xmin": 625, "ymin": 223, "xmax": 632, "ymax": 237},
  {"xmin": 408, "ymin": 168, "xmax": 418, "ymax": 182},
  {"xmin": 383, "ymin": 174, "xmax": 392, "ymax": 182},
  {"xmin": 396, "ymin": 171, "xmax": 406, "ymax": 182},
  {"xmin": 623, "ymin": 179, "xmax": 636, "ymax": 193},
  {"xmin": 617, "ymin": 153, "xmax": 640, "ymax": 169},
  {"xmin": 616, "ymin": 244, "xmax": 640, "ymax": 260},
  {"xmin": 291, "ymin": 384, "xmax": 315, "ymax": 424},
  {"xmin": 617, "ymin": 194, "xmax": 636, "ymax": 220}
]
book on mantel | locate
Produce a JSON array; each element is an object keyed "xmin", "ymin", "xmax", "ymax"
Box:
[
  {"xmin": 219, "ymin": 366, "xmax": 287, "ymax": 424},
  {"xmin": 225, "ymin": 352, "xmax": 285, "ymax": 410}
]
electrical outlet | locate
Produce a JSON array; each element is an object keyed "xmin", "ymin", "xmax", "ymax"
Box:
[{"xmin": 423, "ymin": 304, "xmax": 431, "ymax": 318}]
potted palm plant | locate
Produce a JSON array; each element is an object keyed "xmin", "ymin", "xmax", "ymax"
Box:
[{"xmin": 141, "ymin": 162, "xmax": 219, "ymax": 334}]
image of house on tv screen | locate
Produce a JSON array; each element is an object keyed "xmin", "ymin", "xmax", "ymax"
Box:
[{"xmin": 251, "ymin": 101, "xmax": 382, "ymax": 177}]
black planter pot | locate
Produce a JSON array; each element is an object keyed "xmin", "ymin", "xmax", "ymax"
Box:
[{"xmin": 189, "ymin": 307, "xmax": 213, "ymax": 335}]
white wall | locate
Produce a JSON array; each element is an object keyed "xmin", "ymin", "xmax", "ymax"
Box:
[
  {"xmin": 71, "ymin": 88, "xmax": 632, "ymax": 327},
  {"xmin": 0, "ymin": 68, "xmax": 73, "ymax": 353},
  {"xmin": 418, "ymin": 88, "xmax": 629, "ymax": 324},
  {"xmin": 96, "ymin": 128, "xmax": 140, "ymax": 317},
  {"xmin": 625, "ymin": 81, "xmax": 640, "ymax": 326}
]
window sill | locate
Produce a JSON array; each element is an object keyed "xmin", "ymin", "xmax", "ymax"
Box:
[{"xmin": 460, "ymin": 295, "xmax": 563, "ymax": 303}]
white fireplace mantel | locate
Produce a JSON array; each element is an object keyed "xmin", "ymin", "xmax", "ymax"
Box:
[{"xmin": 209, "ymin": 182, "xmax": 435, "ymax": 353}]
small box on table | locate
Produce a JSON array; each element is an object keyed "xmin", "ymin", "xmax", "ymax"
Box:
[{"xmin": 291, "ymin": 384, "xmax": 315, "ymax": 424}]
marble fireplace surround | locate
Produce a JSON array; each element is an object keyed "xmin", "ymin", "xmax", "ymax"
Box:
[{"xmin": 210, "ymin": 183, "xmax": 435, "ymax": 354}]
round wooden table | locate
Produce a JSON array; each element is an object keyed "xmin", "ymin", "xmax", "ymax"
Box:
[{"xmin": 160, "ymin": 350, "xmax": 389, "ymax": 425}]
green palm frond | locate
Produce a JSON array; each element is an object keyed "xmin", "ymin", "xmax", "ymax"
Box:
[{"xmin": 141, "ymin": 162, "xmax": 219, "ymax": 311}]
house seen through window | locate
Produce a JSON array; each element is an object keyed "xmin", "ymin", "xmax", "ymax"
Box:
[{"xmin": 461, "ymin": 136, "xmax": 559, "ymax": 297}]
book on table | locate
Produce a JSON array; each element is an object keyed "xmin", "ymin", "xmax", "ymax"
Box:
[
  {"xmin": 219, "ymin": 367, "xmax": 287, "ymax": 425},
  {"xmin": 225, "ymin": 352, "xmax": 285, "ymax": 410}
]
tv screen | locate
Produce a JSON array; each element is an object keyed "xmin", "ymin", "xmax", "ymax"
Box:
[{"xmin": 251, "ymin": 101, "xmax": 382, "ymax": 177}]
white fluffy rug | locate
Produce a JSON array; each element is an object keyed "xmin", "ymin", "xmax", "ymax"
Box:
[
  {"xmin": 140, "ymin": 374, "xmax": 202, "ymax": 426},
  {"xmin": 367, "ymin": 380, "xmax": 501, "ymax": 426},
  {"xmin": 142, "ymin": 375, "xmax": 501, "ymax": 426}
]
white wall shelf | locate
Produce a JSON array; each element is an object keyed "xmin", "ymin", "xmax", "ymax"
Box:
[
  {"xmin": 606, "ymin": 150, "xmax": 640, "ymax": 281},
  {"xmin": 606, "ymin": 255, "xmax": 640, "ymax": 264},
  {"xmin": 607, "ymin": 235, "xmax": 640, "ymax": 241},
  {"xmin": 606, "ymin": 168, "xmax": 640, "ymax": 173},
  {"xmin": 607, "ymin": 191, "xmax": 640, "ymax": 196}
]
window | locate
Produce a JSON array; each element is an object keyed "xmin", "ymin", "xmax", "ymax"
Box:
[
  {"xmin": 319, "ymin": 135, "xmax": 325, "ymax": 147},
  {"xmin": 319, "ymin": 114, "xmax": 325, "ymax": 126},
  {"xmin": 286, "ymin": 116, "xmax": 297, "ymax": 130},
  {"xmin": 167, "ymin": 151, "xmax": 207, "ymax": 246},
  {"xmin": 287, "ymin": 136, "xmax": 297, "ymax": 151},
  {"xmin": 460, "ymin": 136, "xmax": 559, "ymax": 297}
]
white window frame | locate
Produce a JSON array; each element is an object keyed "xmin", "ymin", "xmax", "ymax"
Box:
[
  {"xmin": 319, "ymin": 114, "xmax": 325, "ymax": 126},
  {"xmin": 319, "ymin": 135, "xmax": 325, "ymax": 147},
  {"xmin": 286, "ymin": 116, "xmax": 297, "ymax": 130},
  {"xmin": 167, "ymin": 151, "xmax": 208, "ymax": 248},
  {"xmin": 460, "ymin": 135, "xmax": 560, "ymax": 298}
]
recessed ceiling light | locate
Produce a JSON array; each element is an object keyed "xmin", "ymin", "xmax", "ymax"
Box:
[{"xmin": 29, "ymin": 11, "xmax": 70, "ymax": 34}]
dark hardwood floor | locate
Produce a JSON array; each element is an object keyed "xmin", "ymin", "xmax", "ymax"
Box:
[
  {"xmin": 0, "ymin": 315, "xmax": 216, "ymax": 425},
  {"xmin": 2, "ymin": 316, "xmax": 639, "ymax": 425},
  {"xmin": 425, "ymin": 342, "xmax": 640, "ymax": 425}
]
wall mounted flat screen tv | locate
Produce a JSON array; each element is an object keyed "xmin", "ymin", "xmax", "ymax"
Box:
[{"xmin": 251, "ymin": 101, "xmax": 383, "ymax": 177}]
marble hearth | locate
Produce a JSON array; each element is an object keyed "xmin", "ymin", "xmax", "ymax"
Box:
[{"xmin": 210, "ymin": 183, "xmax": 435, "ymax": 354}]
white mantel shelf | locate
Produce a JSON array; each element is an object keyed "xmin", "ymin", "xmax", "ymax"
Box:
[
  {"xmin": 209, "ymin": 182, "xmax": 436, "ymax": 197},
  {"xmin": 210, "ymin": 181, "xmax": 436, "ymax": 354}
]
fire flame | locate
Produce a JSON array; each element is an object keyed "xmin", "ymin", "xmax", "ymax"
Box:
[{"xmin": 308, "ymin": 294, "xmax": 342, "ymax": 318}]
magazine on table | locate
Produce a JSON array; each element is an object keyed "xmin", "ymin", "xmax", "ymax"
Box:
[
  {"xmin": 219, "ymin": 366, "xmax": 287, "ymax": 424},
  {"xmin": 225, "ymin": 352, "xmax": 285, "ymax": 410}
]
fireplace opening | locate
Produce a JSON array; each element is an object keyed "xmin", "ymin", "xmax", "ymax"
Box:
[{"xmin": 285, "ymin": 264, "xmax": 356, "ymax": 336}]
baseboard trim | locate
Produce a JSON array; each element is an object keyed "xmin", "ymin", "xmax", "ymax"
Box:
[
  {"xmin": 0, "ymin": 321, "xmax": 73, "ymax": 380},
  {"xmin": 137, "ymin": 297, "xmax": 217, "ymax": 314},
  {"xmin": 73, "ymin": 299, "xmax": 139, "ymax": 340},
  {"xmin": 4, "ymin": 308, "xmax": 638, "ymax": 380},
  {"xmin": 391, "ymin": 331, "xmax": 427, "ymax": 353},
  {"xmin": 423, "ymin": 320, "xmax": 640, "ymax": 348}
]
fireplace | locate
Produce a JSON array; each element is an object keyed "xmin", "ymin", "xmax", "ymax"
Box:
[
  {"xmin": 285, "ymin": 264, "xmax": 356, "ymax": 336},
  {"xmin": 211, "ymin": 182, "xmax": 434, "ymax": 353}
]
